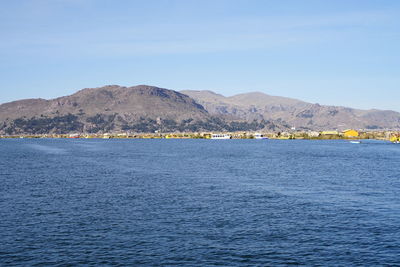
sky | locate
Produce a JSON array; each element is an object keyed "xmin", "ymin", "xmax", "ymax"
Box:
[{"xmin": 1, "ymin": 0, "xmax": 399, "ymax": 111}]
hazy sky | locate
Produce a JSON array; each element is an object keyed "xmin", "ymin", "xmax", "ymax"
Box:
[{"xmin": 1, "ymin": 0, "xmax": 399, "ymax": 111}]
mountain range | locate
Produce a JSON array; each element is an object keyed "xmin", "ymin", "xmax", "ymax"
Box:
[
  {"xmin": 181, "ymin": 90, "xmax": 400, "ymax": 130},
  {"xmin": 0, "ymin": 85, "xmax": 399, "ymax": 134}
]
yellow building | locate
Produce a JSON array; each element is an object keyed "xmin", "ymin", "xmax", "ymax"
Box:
[
  {"xmin": 320, "ymin": 131, "xmax": 339, "ymax": 135},
  {"xmin": 343, "ymin": 129, "xmax": 359, "ymax": 138}
]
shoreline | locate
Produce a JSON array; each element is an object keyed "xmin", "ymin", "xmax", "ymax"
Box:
[{"xmin": 0, "ymin": 130, "xmax": 397, "ymax": 142}]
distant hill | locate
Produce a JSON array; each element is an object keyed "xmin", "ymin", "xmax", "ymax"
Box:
[
  {"xmin": 0, "ymin": 85, "xmax": 280, "ymax": 134},
  {"xmin": 1, "ymin": 85, "xmax": 399, "ymax": 135},
  {"xmin": 181, "ymin": 90, "xmax": 400, "ymax": 130}
]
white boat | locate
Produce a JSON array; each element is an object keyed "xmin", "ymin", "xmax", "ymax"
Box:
[
  {"xmin": 391, "ymin": 136, "xmax": 400, "ymax": 144},
  {"xmin": 254, "ymin": 133, "xmax": 268, "ymax": 139},
  {"xmin": 211, "ymin": 134, "xmax": 231, "ymax": 140},
  {"xmin": 349, "ymin": 140, "xmax": 361, "ymax": 144}
]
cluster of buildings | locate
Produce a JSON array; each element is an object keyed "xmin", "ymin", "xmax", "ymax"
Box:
[
  {"xmin": 278, "ymin": 129, "xmax": 360, "ymax": 139},
  {"xmin": 2, "ymin": 129, "xmax": 400, "ymax": 141}
]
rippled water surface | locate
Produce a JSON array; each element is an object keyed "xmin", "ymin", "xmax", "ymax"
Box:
[{"xmin": 1, "ymin": 139, "xmax": 400, "ymax": 266}]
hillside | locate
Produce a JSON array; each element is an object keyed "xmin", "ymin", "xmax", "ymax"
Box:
[
  {"xmin": 0, "ymin": 85, "xmax": 281, "ymax": 134},
  {"xmin": 1, "ymin": 85, "xmax": 399, "ymax": 135},
  {"xmin": 181, "ymin": 90, "xmax": 400, "ymax": 130}
]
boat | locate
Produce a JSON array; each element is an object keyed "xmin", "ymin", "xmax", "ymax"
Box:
[
  {"xmin": 390, "ymin": 135, "xmax": 400, "ymax": 143},
  {"xmin": 211, "ymin": 134, "xmax": 231, "ymax": 140},
  {"xmin": 349, "ymin": 140, "xmax": 361, "ymax": 144},
  {"xmin": 254, "ymin": 133, "xmax": 268, "ymax": 139}
]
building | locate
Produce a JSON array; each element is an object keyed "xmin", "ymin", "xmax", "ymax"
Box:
[
  {"xmin": 343, "ymin": 129, "xmax": 359, "ymax": 138},
  {"xmin": 320, "ymin": 131, "xmax": 339, "ymax": 135},
  {"xmin": 308, "ymin": 131, "xmax": 320, "ymax": 138}
]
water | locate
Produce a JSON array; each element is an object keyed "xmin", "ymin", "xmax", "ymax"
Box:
[{"xmin": 1, "ymin": 139, "xmax": 399, "ymax": 266}]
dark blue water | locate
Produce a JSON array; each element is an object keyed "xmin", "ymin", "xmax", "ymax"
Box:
[{"xmin": 1, "ymin": 139, "xmax": 399, "ymax": 266}]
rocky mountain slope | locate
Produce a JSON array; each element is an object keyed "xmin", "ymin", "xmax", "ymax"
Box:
[
  {"xmin": 1, "ymin": 85, "xmax": 399, "ymax": 135},
  {"xmin": 181, "ymin": 90, "xmax": 400, "ymax": 130},
  {"xmin": 0, "ymin": 85, "xmax": 280, "ymax": 134}
]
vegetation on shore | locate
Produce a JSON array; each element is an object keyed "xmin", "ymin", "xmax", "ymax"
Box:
[
  {"xmin": 0, "ymin": 114, "xmax": 281, "ymax": 135},
  {"xmin": 1, "ymin": 129, "xmax": 398, "ymax": 142}
]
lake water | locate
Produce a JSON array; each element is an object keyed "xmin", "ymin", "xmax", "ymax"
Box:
[{"xmin": 1, "ymin": 139, "xmax": 399, "ymax": 266}]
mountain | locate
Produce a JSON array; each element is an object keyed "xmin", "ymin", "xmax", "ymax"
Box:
[
  {"xmin": 0, "ymin": 85, "xmax": 207, "ymax": 120},
  {"xmin": 0, "ymin": 85, "xmax": 280, "ymax": 134},
  {"xmin": 2, "ymin": 85, "xmax": 398, "ymax": 135},
  {"xmin": 181, "ymin": 90, "xmax": 400, "ymax": 130}
]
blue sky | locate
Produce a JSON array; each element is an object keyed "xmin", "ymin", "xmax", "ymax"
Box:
[{"xmin": 1, "ymin": 0, "xmax": 399, "ymax": 111}]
